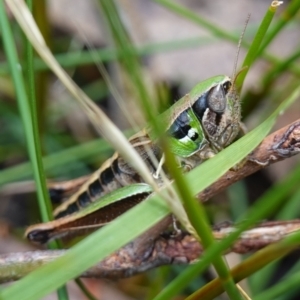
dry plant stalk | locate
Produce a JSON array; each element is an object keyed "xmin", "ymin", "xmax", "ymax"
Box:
[{"xmin": 0, "ymin": 119, "xmax": 300, "ymax": 283}]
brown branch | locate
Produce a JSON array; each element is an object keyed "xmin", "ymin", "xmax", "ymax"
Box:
[
  {"xmin": 1, "ymin": 119, "xmax": 300, "ymax": 282},
  {"xmin": 1, "ymin": 220, "xmax": 300, "ymax": 282}
]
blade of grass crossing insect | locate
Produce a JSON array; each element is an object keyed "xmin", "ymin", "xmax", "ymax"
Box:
[
  {"xmin": 153, "ymin": 86, "xmax": 300, "ymax": 300},
  {"xmin": 169, "ymin": 166, "xmax": 300, "ymax": 299},
  {"xmin": 163, "ymin": 146, "xmax": 244, "ymax": 300},
  {"xmin": 159, "ymin": 152, "xmax": 300, "ymax": 300}
]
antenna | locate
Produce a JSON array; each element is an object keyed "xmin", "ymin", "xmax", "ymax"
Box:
[{"xmin": 231, "ymin": 14, "xmax": 251, "ymax": 82}]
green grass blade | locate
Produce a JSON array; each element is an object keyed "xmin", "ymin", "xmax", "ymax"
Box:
[
  {"xmin": 153, "ymin": 85, "xmax": 300, "ymax": 300},
  {"xmin": 236, "ymin": 1, "xmax": 283, "ymax": 91},
  {"xmin": 98, "ymin": 0, "xmax": 156, "ymax": 126},
  {"xmin": 0, "ymin": 137, "xmax": 113, "ymax": 185},
  {"xmin": 158, "ymin": 164, "xmax": 300, "ymax": 300},
  {"xmin": 0, "ymin": 36, "xmax": 217, "ymax": 74},
  {"xmin": 187, "ymin": 231, "xmax": 300, "ymax": 300},
  {"xmin": 163, "ymin": 146, "xmax": 243, "ymax": 300},
  {"xmin": 1, "ymin": 0, "xmax": 69, "ymax": 297},
  {"xmin": 74, "ymin": 279, "xmax": 98, "ymax": 300},
  {"xmin": 249, "ymin": 178, "xmax": 300, "ymax": 293},
  {"xmin": 0, "ymin": 0, "xmax": 52, "ymax": 220},
  {"xmin": 254, "ymin": 269, "xmax": 300, "ymax": 300},
  {"xmin": 23, "ymin": 0, "xmax": 52, "ymax": 223},
  {"xmin": 262, "ymin": 47, "xmax": 300, "ymax": 88},
  {"xmin": 154, "ymin": 0, "xmax": 300, "ymax": 79},
  {"xmin": 256, "ymin": 0, "xmax": 300, "ymax": 57},
  {"xmin": 228, "ymin": 181, "xmax": 249, "ymax": 222},
  {"xmin": 155, "ymin": 0, "xmax": 240, "ymax": 44}
]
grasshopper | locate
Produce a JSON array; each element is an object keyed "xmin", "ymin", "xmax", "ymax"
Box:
[{"xmin": 26, "ymin": 74, "xmax": 242, "ymax": 244}]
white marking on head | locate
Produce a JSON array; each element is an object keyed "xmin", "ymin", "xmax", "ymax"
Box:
[
  {"xmin": 188, "ymin": 128, "xmax": 197, "ymax": 139},
  {"xmin": 179, "ymin": 136, "xmax": 190, "ymax": 144}
]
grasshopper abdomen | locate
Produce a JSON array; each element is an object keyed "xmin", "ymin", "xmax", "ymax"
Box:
[{"xmin": 54, "ymin": 134, "xmax": 162, "ymax": 219}]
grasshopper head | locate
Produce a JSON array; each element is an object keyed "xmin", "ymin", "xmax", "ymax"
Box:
[
  {"xmin": 150, "ymin": 75, "xmax": 242, "ymax": 159},
  {"xmin": 192, "ymin": 75, "xmax": 241, "ymax": 153}
]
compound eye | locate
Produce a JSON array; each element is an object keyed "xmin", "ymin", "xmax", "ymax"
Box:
[
  {"xmin": 207, "ymin": 84, "xmax": 226, "ymax": 114},
  {"xmin": 222, "ymin": 81, "xmax": 232, "ymax": 94},
  {"xmin": 192, "ymin": 92, "xmax": 208, "ymax": 121},
  {"xmin": 168, "ymin": 111, "xmax": 190, "ymax": 140}
]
